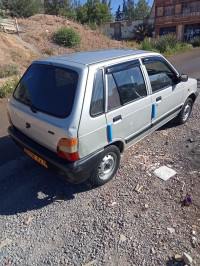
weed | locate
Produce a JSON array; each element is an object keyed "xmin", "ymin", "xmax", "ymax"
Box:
[
  {"xmin": 0, "ymin": 64, "xmax": 19, "ymax": 78},
  {"xmin": 191, "ymin": 37, "xmax": 200, "ymax": 47},
  {"xmin": 0, "ymin": 77, "xmax": 20, "ymax": 98},
  {"xmin": 141, "ymin": 34, "xmax": 191, "ymax": 55}
]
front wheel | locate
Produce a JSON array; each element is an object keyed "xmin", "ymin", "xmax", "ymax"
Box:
[
  {"xmin": 177, "ymin": 98, "xmax": 193, "ymax": 124},
  {"xmin": 90, "ymin": 145, "xmax": 121, "ymax": 186}
]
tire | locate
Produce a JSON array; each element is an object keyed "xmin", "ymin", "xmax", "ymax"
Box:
[
  {"xmin": 177, "ymin": 98, "xmax": 193, "ymax": 125},
  {"xmin": 90, "ymin": 145, "xmax": 121, "ymax": 186}
]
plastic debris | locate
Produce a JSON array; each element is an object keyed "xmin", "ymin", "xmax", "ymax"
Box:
[
  {"xmin": 190, "ymin": 236, "xmax": 197, "ymax": 248},
  {"xmin": 154, "ymin": 166, "xmax": 177, "ymax": 181},
  {"xmin": 0, "ymin": 252, "xmax": 3, "ymax": 257},
  {"xmin": 183, "ymin": 196, "xmax": 192, "ymax": 206},
  {"xmin": 5, "ymin": 260, "xmax": 11, "ymax": 265}
]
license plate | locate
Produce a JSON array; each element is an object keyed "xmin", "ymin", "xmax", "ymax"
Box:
[{"xmin": 24, "ymin": 148, "xmax": 48, "ymax": 168}]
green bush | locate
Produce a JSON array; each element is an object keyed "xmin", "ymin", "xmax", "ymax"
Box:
[
  {"xmin": 0, "ymin": 64, "xmax": 19, "ymax": 78},
  {"xmin": 191, "ymin": 37, "xmax": 200, "ymax": 47},
  {"xmin": 0, "ymin": 78, "xmax": 19, "ymax": 98},
  {"xmin": 52, "ymin": 28, "xmax": 81, "ymax": 48},
  {"xmin": 141, "ymin": 34, "xmax": 191, "ymax": 55}
]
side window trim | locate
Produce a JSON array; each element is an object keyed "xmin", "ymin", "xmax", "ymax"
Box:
[{"xmin": 106, "ymin": 59, "xmax": 140, "ymax": 74}]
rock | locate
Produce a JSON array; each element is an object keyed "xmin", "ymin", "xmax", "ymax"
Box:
[
  {"xmin": 190, "ymin": 236, "xmax": 197, "ymax": 248},
  {"xmin": 120, "ymin": 234, "xmax": 126, "ymax": 242},
  {"xmin": 188, "ymin": 137, "xmax": 195, "ymax": 143},
  {"xmin": 174, "ymin": 254, "xmax": 183, "ymax": 262},
  {"xmin": 183, "ymin": 253, "xmax": 192, "ymax": 265},
  {"xmin": 167, "ymin": 227, "xmax": 175, "ymax": 234}
]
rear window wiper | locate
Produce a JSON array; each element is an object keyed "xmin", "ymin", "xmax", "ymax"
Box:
[{"xmin": 24, "ymin": 97, "xmax": 37, "ymax": 113}]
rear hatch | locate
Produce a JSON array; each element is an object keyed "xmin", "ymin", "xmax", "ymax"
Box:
[{"xmin": 8, "ymin": 62, "xmax": 84, "ymax": 154}]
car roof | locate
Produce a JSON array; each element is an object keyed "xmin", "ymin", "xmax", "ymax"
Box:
[{"xmin": 35, "ymin": 49, "xmax": 156, "ymax": 67}]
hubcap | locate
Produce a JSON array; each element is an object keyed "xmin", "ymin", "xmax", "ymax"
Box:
[
  {"xmin": 98, "ymin": 153, "xmax": 116, "ymax": 181},
  {"xmin": 183, "ymin": 103, "xmax": 191, "ymax": 122}
]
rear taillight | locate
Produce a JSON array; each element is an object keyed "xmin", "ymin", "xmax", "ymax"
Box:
[
  {"xmin": 7, "ymin": 110, "xmax": 14, "ymax": 128},
  {"xmin": 57, "ymin": 138, "xmax": 79, "ymax": 162}
]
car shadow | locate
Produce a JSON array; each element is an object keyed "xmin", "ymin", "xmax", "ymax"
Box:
[
  {"xmin": 0, "ymin": 136, "xmax": 93, "ymax": 216},
  {"xmin": 156, "ymin": 119, "xmax": 179, "ymax": 131},
  {"xmin": 0, "ymin": 163, "xmax": 93, "ymax": 215},
  {"xmin": 0, "ymin": 135, "xmax": 24, "ymax": 167}
]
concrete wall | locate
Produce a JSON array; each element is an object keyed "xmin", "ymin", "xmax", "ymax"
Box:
[{"xmin": 101, "ymin": 19, "xmax": 155, "ymax": 40}]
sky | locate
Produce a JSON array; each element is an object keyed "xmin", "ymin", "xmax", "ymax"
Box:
[{"xmin": 80, "ymin": 0, "xmax": 154, "ymax": 14}]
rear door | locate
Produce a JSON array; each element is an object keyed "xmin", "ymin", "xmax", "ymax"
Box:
[
  {"xmin": 142, "ymin": 57, "xmax": 184, "ymax": 130},
  {"xmin": 105, "ymin": 60, "xmax": 152, "ymax": 147}
]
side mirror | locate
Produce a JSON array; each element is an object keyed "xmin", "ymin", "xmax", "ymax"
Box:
[{"xmin": 180, "ymin": 74, "xmax": 188, "ymax": 82}]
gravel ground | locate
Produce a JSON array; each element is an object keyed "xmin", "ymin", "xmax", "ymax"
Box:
[{"xmin": 0, "ymin": 86, "xmax": 200, "ymax": 265}]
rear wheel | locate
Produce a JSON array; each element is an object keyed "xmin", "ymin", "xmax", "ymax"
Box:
[
  {"xmin": 177, "ymin": 98, "xmax": 193, "ymax": 124},
  {"xmin": 90, "ymin": 145, "xmax": 120, "ymax": 186}
]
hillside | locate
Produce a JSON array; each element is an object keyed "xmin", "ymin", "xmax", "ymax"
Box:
[{"xmin": 0, "ymin": 14, "xmax": 128, "ymax": 85}]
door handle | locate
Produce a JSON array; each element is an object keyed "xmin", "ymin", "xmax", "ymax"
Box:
[
  {"xmin": 113, "ymin": 115, "xmax": 122, "ymax": 123},
  {"xmin": 156, "ymin": 96, "xmax": 162, "ymax": 102}
]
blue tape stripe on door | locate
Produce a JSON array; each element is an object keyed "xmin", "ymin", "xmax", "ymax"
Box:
[
  {"xmin": 107, "ymin": 124, "xmax": 113, "ymax": 142},
  {"xmin": 152, "ymin": 104, "xmax": 156, "ymax": 119}
]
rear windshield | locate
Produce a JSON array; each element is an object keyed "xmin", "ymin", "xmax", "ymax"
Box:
[{"xmin": 14, "ymin": 64, "xmax": 78, "ymax": 118}]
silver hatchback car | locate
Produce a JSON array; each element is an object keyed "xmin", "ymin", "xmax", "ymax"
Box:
[{"xmin": 7, "ymin": 49, "xmax": 198, "ymax": 185}]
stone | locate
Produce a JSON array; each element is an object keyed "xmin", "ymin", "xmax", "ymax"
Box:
[
  {"xmin": 120, "ymin": 234, "xmax": 126, "ymax": 242},
  {"xmin": 167, "ymin": 227, "xmax": 175, "ymax": 234},
  {"xmin": 154, "ymin": 166, "xmax": 177, "ymax": 181},
  {"xmin": 174, "ymin": 254, "xmax": 183, "ymax": 262},
  {"xmin": 183, "ymin": 253, "xmax": 192, "ymax": 265}
]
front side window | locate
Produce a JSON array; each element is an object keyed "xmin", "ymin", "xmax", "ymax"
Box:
[
  {"xmin": 143, "ymin": 59, "xmax": 178, "ymax": 93},
  {"xmin": 14, "ymin": 64, "xmax": 78, "ymax": 117},
  {"xmin": 90, "ymin": 69, "xmax": 104, "ymax": 116},
  {"xmin": 107, "ymin": 63, "xmax": 147, "ymax": 111}
]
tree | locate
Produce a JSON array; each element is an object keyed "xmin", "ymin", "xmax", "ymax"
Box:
[
  {"xmin": 5, "ymin": 0, "xmax": 41, "ymax": 17},
  {"xmin": 76, "ymin": 0, "xmax": 112, "ymax": 26},
  {"xmin": 134, "ymin": 0, "xmax": 150, "ymax": 20},
  {"xmin": 115, "ymin": 5, "xmax": 122, "ymax": 21}
]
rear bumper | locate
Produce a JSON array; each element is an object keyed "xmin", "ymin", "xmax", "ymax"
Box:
[{"xmin": 8, "ymin": 126, "xmax": 103, "ymax": 184}]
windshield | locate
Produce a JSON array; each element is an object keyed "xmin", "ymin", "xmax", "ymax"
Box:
[{"xmin": 14, "ymin": 64, "xmax": 78, "ymax": 118}]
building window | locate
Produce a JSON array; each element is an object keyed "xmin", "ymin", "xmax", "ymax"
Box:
[
  {"xmin": 183, "ymin": 2, "xmax": 200, "ymax": 14},
  {"xmin": 184, "ymin": 24, "xmax": 200, "ymax": 43},
  {"xmin": 156, "ymin": 6, "xmax": 164, "ymax": 17},
  {"xmin": 165, "ymin": 5, "xmax": 175, "ymax": 16},
  {"xmin": 159, "ymin": 26, "xmax": 176, "ymax": 36},
  {"xmin": 175, "ymin": 4, "xmax": 181, "ymax": 15}
]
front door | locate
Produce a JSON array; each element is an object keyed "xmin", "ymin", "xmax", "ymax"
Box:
[
  {"xmin": 142, "ymin": 57, "xmax": 184, "ymax": 131},
  {"xmin": 105, "ymin": 60, "xmax": 152, "ymax": 147}
]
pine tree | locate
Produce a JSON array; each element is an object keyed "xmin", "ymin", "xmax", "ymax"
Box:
[{"xmin": 115, "ymin": 5, "xmax": 122, "ymax": 21}]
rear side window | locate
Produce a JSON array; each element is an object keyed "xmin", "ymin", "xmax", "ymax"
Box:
[
  {"xmin": 14, "ymin": 64, "xmax": 78, "ymax": 118},
  {"xmin": 107, "ymin": 63, "xmax": 147, "ymax": 111},
  {"xmin": 90, "ymin": 69, "xmax": 104, "ymax": 116}
]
